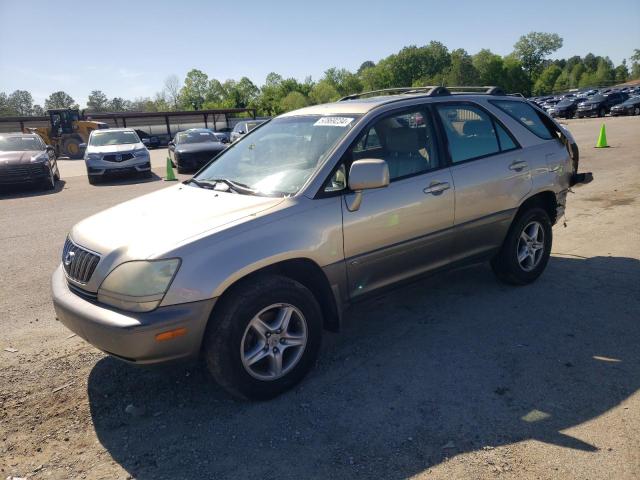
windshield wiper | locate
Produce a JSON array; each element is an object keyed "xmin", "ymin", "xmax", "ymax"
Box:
[
  {"xmin": 186, "ymin": 178, "xmax": 217, "ymax": 190},
  {"xmin": 190, "ymin": 177, "xmax": 257, "ymax": 195}
]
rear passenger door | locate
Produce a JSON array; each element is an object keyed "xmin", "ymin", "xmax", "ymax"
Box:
[{"xmin": 435, "ymin": 102, "xmax": 531, "ymax": 262}]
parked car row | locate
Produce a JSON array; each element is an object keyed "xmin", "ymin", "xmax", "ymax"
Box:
[{"xmin": 529, "ymin": 86, "xmax": 640, "ymax": 118}]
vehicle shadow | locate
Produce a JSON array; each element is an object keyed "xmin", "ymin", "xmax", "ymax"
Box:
[
  {"xmin": 0, "ymin": 179, "xmax": 66, "ymax": 199},
  {"xmin": 87, "ymin": 255, "xmax": 640, "ymax": 479}
]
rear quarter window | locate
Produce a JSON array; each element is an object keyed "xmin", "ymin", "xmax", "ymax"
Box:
[{"xmin": 491, "ymin": 100, "xmax": 555, "ymax": 140}]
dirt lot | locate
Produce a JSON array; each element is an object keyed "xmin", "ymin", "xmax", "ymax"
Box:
[{"xmin": 1, "ymin": 116, "xmax": 639, "ymax": 480}]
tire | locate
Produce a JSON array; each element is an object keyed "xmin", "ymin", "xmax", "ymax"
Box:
[
  {"xmin": 598, "ymin": 108, "xmax": 606, "ymax": 118},
  {"xmin": 634, "ymin": 107, "xmax": 640, "ymax": 116},
  {"xmin": 203, "ymin": 274, "xmax": 323, "ymax": 400},
  {"xmin": 177, "ymin": 164, "xmax": 187, "ymax": 174},
  {"xmin": 43, "ymin": 166, "xmax": 56, "ymax": 190},
  {"xmin": 62, "ymin": 137, "xmax": 83, "ymax": 159},
  {"xmin": 491, "ymin": 207, "xmax": 552, "ymax": 286},
  {"xmin": 88, "ymin": 175, "xmax": 99, "ymax": 185}
]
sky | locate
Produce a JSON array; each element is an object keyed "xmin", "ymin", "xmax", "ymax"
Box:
[{"xmin": 0, "ymin": 0, "xmax": 638, "ymax": 107}]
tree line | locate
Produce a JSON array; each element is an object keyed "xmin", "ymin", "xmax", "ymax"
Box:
[{"xmin": 1, "ymin": 33, "xmax": 638, "ymax": 118}]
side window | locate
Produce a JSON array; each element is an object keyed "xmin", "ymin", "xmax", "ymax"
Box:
[
  {"xmin": 491, "ymin": 100, "xmax": 554, "ymax": 140},
  {"xmin": 495, "ymin": 123, "xmax": 517, "ymax": 151},
  {"xmin": 436, "ymin": 104, "xmax": 500, "ymax": 163}
]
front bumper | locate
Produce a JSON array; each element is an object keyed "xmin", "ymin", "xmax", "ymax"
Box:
[
  {"xmin": 610, "ymin": 108, "xmax": 630, "ymax": 116},
  {"xmin": 86, "ymin": 156, "xmax": 151, "ymax": 177},
  {"xmin": 51, "ymin": 265, "xmax": 216, "ymax": 364},
  {"xmin": 0, "ymin": 163, "xmax": 50, "ymax": 185},
  {"xmin": 576, "ymin": 109, "xmax": 598, "ymax": 118}
]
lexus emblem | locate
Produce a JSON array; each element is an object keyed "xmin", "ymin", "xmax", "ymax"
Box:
[
  {"xmin": 64, "ymin": 251, "xmax": 75, "ymax": 266},
  {"xmin": 116, "ymin": 154, "xmax": 122, "ymax": 162}
]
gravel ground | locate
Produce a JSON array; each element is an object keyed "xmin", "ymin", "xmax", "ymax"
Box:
[{"xmin": 1, "ymin": 116, "xmax": 639, "ymax": 480}]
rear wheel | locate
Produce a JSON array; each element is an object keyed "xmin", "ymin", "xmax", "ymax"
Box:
[
  {"xmin": 203, "ymin": 275, "xmax": 323, "ymax": 400},
  {"xmin": 491, "ymin": 207, "xmax": 552, "ymax": 285}
]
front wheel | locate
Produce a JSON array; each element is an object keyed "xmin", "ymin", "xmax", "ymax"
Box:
[
  {"xmin": 634, "ymin": 107, "xmax": 640, "ymax": 116},
  {"xmin": 598, "ymin": 108, "xmax": 606, "ymax": 117},
  {"xmin": 491, "ymin": 207, "xmax": 552, "ymax": 285},
  {"xmin": 203, "ymin": 275, "xmax": 323, "ymax": 400}
]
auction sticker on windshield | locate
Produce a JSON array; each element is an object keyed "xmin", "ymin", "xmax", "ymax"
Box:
[{"xmin": 314, "ymin": 117, "xmax": 354, "ymax": 127}]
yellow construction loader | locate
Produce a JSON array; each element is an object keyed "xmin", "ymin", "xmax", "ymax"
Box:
[{"xmin": 24, "ymin": 109, "xmax": 109, "ymax": 159}]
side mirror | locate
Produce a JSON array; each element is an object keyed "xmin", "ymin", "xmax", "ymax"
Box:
[
  {"xmin": 346, "ymin": 159, "xmax": 390, "ymax": 212},
  {"xmin": 45, "ymin": 145, "xmax": 54, "ymax": 151},
  {"xmin": 79, "ymin": 143, "xmax": 87, "ymax": 149},
  {"xmin": 168, "ymin": 141, "xmax": 175, "ymax": 148}
]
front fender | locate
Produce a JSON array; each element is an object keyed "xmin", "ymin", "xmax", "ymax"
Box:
[{"xmin": 160, "ymin": 196, "xmax": 344, "ymax": 307}]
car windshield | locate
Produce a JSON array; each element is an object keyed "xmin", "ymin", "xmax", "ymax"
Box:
[
  {"xmin": 590, "ymin": 94, "xmax": 605, "ymax": 102},
  {"xmin": 622, "ymin": 97, "xmax": 638, "ymax": 105},
  {"xmin": 194, "ymin": 115, "xmax": 359, "ymax": 196},
  {"xmin": 176, "ymin": 131, "xmax": 218, "ymax": 144},
  {"xmin": 90, "ymin": 130, "xmax": 139, "ymax": 146},
  {"xmin": 0, "ymin": 136, "xmax": 42, "ymax": 151},
  {"xmin": 557, "ymin": 99, "xmax": 575, "ymax": 107}
]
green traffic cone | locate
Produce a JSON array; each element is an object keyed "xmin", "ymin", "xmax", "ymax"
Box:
[
  {"xmin": 164, "ymin": 156, "xmax": 177, "ymax": 181},
  {"xmin": 595, "ymin": 123, "xmax": 609, "ymax": 148}
]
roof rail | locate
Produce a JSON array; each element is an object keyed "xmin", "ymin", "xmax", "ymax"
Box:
[
  {"xmin": 445, "ymin": 86, "xmax": 507, "ymax": 96},
  {"xmin": 339, "ymin": 86, "xmax": 451, "ymax": 101}
]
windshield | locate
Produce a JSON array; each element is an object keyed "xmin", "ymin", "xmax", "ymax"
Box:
[
  {"xmin": 557, "ymin": 99, "xmax": 575, "ymax": 107},
  {"xmin": 176, "ymin": 131, "xmax": 218, "ymax": 144},
  {"xmin": 0, "ymin": 136, "xmax": 43, "ymax": 151},
  {"xmin": 90, "ymin": 130, "xmax": 139, "ymax": 146},
  {"xmin": 194, "ymin": 115, "xmax": 358, "ymax": 196},
  {"xmin": 589, "ymin": 94, "xmax": 605, "ymax": 102}
]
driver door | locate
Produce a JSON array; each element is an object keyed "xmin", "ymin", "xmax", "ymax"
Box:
[{"xmin": 338, "ymin": 106, "xmax": 455, "ymax": 299}]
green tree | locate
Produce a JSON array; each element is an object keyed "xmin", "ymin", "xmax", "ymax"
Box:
[
  {"xmin": 553, "ymin": 70, "xmax": 570, "ymax": 92},
  {"xmin": 614, "ymin": 61, "xmax": 629, "ymax": 83},
  {"xmin": 501, "ymin": 55, "xmax": 530, "ymax": 94},
  {"xmin": 513, "ymin": 32, "xmax": 563, "ymax": 93},
  {"xmin": 86, "ymin": 90, "xmax": 109, "ymax": 112},
  {"xmin": 280, "ymin": 91, "xmax": 308, "ymax": 112},
  {"xmin": 357, "ymin": 60, "xmax": 375, "ymax": 74},
  {"xmin": 533, "ymin": 65, "xmax": 562, "ymax": 94},
  {"xmin": 0, "ymin": 92, "xmax": 16, "ymax": 116},
  {"xmin": 594, "ymin": 57, "xmax": 615, "ymax": 86},
  {"xmin": 309, "ymin": 81, "xmax": 340, "ymax": 104},
  {"xmin": 163, "ymin": 74, "xmax": 182, "ymax": 110},
  {"xmin": 472, "ymin": 49, "xmax": 505, "ymax": 86},
  {"xmin": 180, "ymin": 69, "xmax": 209, "ymax": 110},
  {"xmin": 8, "ymin": 90, "xmax": 33, "ymax": 115},
  {"xmin": 569, "ymin": 63, "xmax": 586, "ymax": 88},
  {"xmin": 32, "ymin": 104, "xmax": 44, "ymax": 116},
  {"xmin": 109, "ymin": 97, "xmax": 131, "ymax": 111},
  {"xmin": 322, "ymin": 68, "xmax": 362, "ymax": 96},
  {"xmin": 45, "ymin": 91, "xmax": 76, "ymax": 110},
  {"xmin": 446, "ymin": 49, "xmax": 479, "ymax": 86}
]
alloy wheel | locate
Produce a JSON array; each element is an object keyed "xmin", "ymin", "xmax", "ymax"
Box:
[
  {"xmin": 240, "ymin": 303, "xmax": 308, "ymax": 381},
  {"xmin": 516, "ymin": 221, "xmax": 545, "ymax": 272}
]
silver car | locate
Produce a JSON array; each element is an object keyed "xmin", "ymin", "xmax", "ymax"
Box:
[
  {"xmin": 52, "ymin": 86, "xmax": 592, "ymax": 399},
  {"xmin": 84, "ymin": 128, "xmax": 151, "ymax": 184}
]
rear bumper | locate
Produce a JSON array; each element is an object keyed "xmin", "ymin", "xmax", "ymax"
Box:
[{"xmin": 51, "ymin": 265, "xmax": 216, "ymax": 364}]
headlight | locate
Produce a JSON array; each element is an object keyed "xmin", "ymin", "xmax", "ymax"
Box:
[
  {"xmin": 98, "ymin": 259, "xmax": 180, "ymax": 312},
  {"xmin": 133, "ymin": 148, "xmax": 149, "ymax": 157},
  {"xmin": 86, "ymin": 153, "xmax": 101, "ymax": 161},
  {"xmin": 30, "ymin": 152, "xmax": 48, "ymax": 163}
]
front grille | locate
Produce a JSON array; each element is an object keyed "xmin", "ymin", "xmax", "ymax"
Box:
[
  {"xmin": 0, "ymin": 163, "xmax": 47, "ymax": 177},
  {"xmin": 62, "ymin": 238, "xmax": 100, "ymax": 284},
  {"xmin": 179, "ymin": 151, "xmax": 215, "ymax": 165},
  {"xmin": 103, "ymin": 153, "xmax": 134, "ymax": 162}
]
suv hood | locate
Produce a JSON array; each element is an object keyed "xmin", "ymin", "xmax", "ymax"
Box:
[
  {"xmin": 86, "ymin": 142, "xmax": 144, "ymax": 154},
  {"xmin": 70, "ymin": 184, "xmax": 285, "ymax": 259},
  {"xmin": 0, "ymin": 150, "xmax": 43, "ymax": 165}
]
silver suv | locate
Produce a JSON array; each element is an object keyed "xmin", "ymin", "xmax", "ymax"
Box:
[{"xmin": 52, "ymin": 86, "xmax": 592, "ymax": 399}]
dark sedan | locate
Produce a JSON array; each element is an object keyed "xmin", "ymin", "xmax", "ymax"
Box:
[
  {"xmin": 168, "ymin": 129, "xmax": 227, "ymax": 173},
  {"xmin": 0, "ymin": 133, "xmax": 60, "ymax": 190},
  {"xmin": 576, "ymin": 92, "xmax": 628, "ymax": 118},
  {"xmin": 610, "ymin": 96, "xmax": 640, "ymax": 116},
  {"xmin": 548, "ymin": 98, "xmax": 580, "ymax": 119}
]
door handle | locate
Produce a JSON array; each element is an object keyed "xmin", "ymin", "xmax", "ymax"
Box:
[
  {"xmin": 509, "ymin": 161, "xmax": 528, "ymax": 171},
  {"xmin": 423, "ymin": 182, "xmax": 450, "ymax": 195}
]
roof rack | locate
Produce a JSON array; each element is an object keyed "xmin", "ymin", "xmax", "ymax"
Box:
[
  {"xmin": 445, "ymin": 86, "xmax": 506, "ymax": 96},
  {"xmin": 339, "ymin": 86, "xmax": 451, "ymax": 101},
  {"xmin": 338, "ymin": 85, "xmax": 510, "ymax": 102}
]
